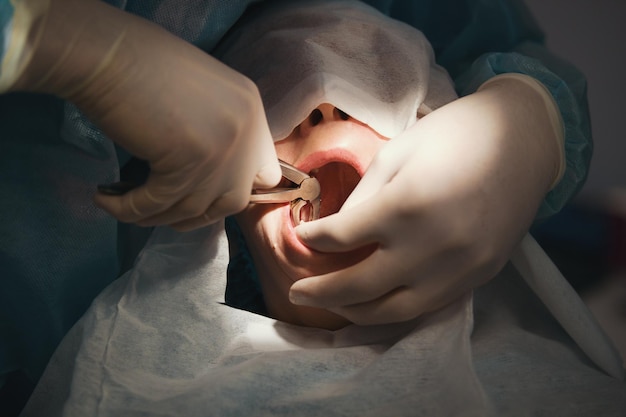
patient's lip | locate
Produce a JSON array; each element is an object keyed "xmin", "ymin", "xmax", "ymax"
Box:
[{"xmin": 298, "ymin": 149, "xmax": 366, "ymax": 177}]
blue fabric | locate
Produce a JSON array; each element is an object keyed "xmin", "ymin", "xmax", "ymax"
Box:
[
  {"xmin": 0, "ymin": 0, "xmax": 14, "ymax": 69},
  {"xmin": 224, "ymin": 217, "xmax": 267, "ymax": 316},
  {"xmin": 0, "ymin": 0, "xmax": 261, "ymax": 397},
  {"xmin": 455, "ymin": 51, "xmax": 591, "ymax": 218},
  {"xmin": 110, "ymin": 0, "xmax": 260, "ymax": 49},
  {"xmin": 0, "ymin": 93, "xmax": 120, "ymax": 382},
  {"xmin": 0, "ymin": 0, "xmax": 593, "ymax": 406}
]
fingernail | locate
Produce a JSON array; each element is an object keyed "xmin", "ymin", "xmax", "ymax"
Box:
[
  {"xmin": 289, "ymin": 289, "xmax": 307, "ymax": 305},
  {"xmin": 294, "ymin": 223, "xmax": 308, "ymax": 237}
]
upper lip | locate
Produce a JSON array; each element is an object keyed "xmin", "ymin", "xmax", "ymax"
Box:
[{"xmin": 298, "ymin": 149, "xmax": 365, "ymax": 178}]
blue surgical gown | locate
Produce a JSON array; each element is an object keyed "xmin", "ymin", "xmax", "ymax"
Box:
[{"xmin": 0, "ymin": 0, "xmax": 592, "ymax": 405}]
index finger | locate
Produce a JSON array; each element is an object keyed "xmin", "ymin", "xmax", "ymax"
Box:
[
  {"xmin": 93, "ymin": 182, "xmax": 185, "ymax": 223},
  {"xmin": 250, "ymin": 138, "xmax": 282, "ymax": 189},
  {"xmin": 288, "ymin": 249, "xmax": 404, "ymax": 308}
]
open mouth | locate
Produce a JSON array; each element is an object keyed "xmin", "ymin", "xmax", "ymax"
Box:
[
  {"xmin": 281, "ymin": 161, "xmax": 361, "ymax": 226},
  {"xmin": 306, "ymin": 161, "xmax": 361, "ymax": 221}
]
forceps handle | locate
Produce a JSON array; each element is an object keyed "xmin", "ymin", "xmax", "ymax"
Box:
[
  {"xmin": 249, "ymin": 177, "xmax": 320, "ymax": 204},
  {"xmin": 249, "ymin": 188, "xmax": 306, "ymax": 203}
]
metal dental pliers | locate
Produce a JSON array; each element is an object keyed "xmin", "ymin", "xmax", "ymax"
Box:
[
  {"xmin": 97, "ymin": 158, "xmax": 320, "ymax": 225},
  {"xmin": 249, "ymin": 160, "xmax": 321, "ymax": 225}
]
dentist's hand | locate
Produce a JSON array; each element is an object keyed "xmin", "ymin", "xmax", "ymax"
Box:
[
  {"xmin": 290, "ymin": 74, "xmax": 564, "ymax": 325},
  {"xmin": 7, "ymin": 0, "xmax": 281, "ymax": 230}
]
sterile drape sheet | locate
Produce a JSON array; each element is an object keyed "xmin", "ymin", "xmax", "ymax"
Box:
[{"xmin": 20, "ymin": 223, "xmax": 626, "ymax": 417}]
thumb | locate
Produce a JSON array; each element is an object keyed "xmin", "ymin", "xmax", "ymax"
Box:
[
  {"xmin": 295, "ymin": 201, "xmax": 385, "ymax": 252},
  {"xmin": 342, "ymin": 148, "xmax": 403, "ymax": 210},
  {"xmin": 251, "ymin": 130, "xmax": 281, "ymax": 188},
  {"xmin": 253, "ymin": 159, "xmax": 282, "ymax": 189},
  {"xmin": 343, "ymin": 127, "xmax": 418, "ymax": 210}
]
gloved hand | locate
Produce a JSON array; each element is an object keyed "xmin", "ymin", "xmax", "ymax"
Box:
[
  {"xmin": 4, "ymin": 0, "xmax": 281, "ymax": 230},
  {"xmin": 290, "ymin": 74, "xmax": 565, "ymax": 325}
]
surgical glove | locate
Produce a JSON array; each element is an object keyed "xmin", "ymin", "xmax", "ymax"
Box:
[
  {"xmin": 290, "ymin": 74, "xmax": 565, "ymax": 325},
  {"xmin": 4, "ymin": 0, "xmax": 281, "ymax": 230}
]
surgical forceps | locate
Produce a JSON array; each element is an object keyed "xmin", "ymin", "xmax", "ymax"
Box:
[
  {"xmin": 249, "ymin": 160, "xmax": 321, "ymax": 225},
  {"xmin": 97, "ymin": 159, "xmax": 321, "ymax": 225}
]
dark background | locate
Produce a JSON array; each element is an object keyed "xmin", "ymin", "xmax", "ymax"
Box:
[
  {"xmin": 526, "ymin": 0, "xmax": 626, "ymax": 193},
  {"xmin": 525, "ymin": 0, "xmax": 626, "ymax": 364}
]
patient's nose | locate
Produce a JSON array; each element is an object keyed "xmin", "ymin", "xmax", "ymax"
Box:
[{"xmin": 299, "ymin": 103, "xmax": 351, "ymax": 136}]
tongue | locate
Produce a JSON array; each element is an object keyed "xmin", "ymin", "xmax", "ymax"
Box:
[{"xmin": 312, "ymin": 162, "xmax": 361, "ymax": 218}]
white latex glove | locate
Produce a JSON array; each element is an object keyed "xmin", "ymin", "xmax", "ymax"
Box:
[
  {"xmin": 290, "ymin": 74, "xmax": 565, "ymax": 325},
  {"xmin": 4, "ymin": 0, "xmax": 280, "ymax": 230}
]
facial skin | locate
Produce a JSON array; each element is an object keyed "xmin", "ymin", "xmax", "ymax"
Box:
[{"xmin": 235, "ymin": 103, "xmax": 389, "ymax": 329}]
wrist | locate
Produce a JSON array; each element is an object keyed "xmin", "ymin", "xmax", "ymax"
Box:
[
  {"xmin": 7, "ymin": 0, "xmax": 130, "ymax": 99},
  {"xmin": 0, "ymin": 0, "xmax": 50, "ymax": 92},
  {"xmin": 478, "ymin": 73, "xmax": 566, "ymax": 190}
]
